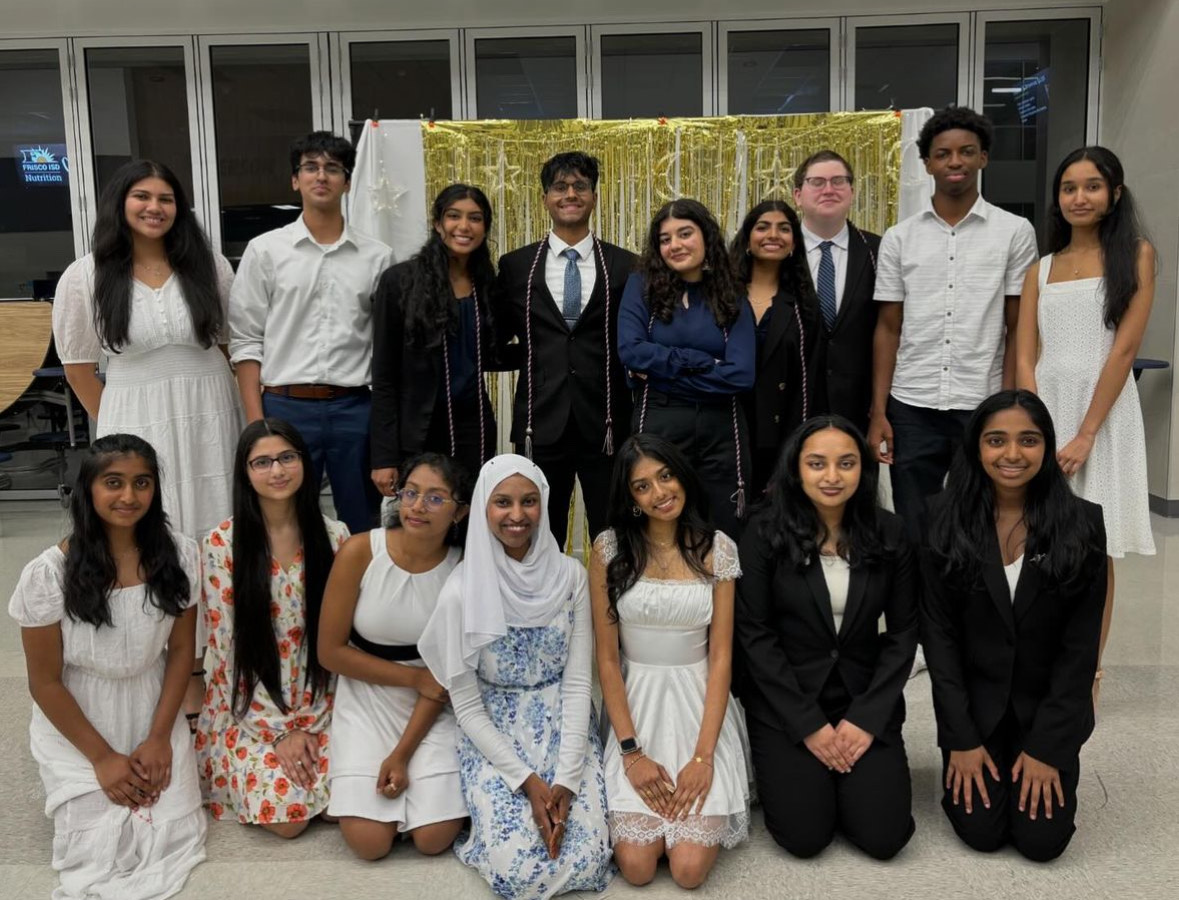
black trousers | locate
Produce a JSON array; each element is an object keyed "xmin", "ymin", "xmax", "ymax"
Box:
[
  {"xmin": 518, "ymin": 415, "xmax": 615, "ymax": 548},
  {"xmin": 633, "ymin": 390, "xmax": 749, "ymax": 540},
  {"xmin": 941, "ymin": 710, "xmax": 1080, "ymax": 862},
  {"xmin": 747, "ymin": 675, "xmax": 914, "ymax": 861},
  {"xmin": 887, "ymin": 397, "xmax": 973, "ymax": 538}
]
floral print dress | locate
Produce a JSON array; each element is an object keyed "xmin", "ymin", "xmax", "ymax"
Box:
[{"xmin": 196, "ymin": 516, "xmax": 349, "ymax": 824}]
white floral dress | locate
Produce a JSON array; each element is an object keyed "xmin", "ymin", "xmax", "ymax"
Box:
[
  {"xmin": 196, "ymin": 516, "xmax": 349, "ymax": 825},
  {"xmin": 596, "ymin": 529, "xmax": 751, "ymax": 849}
]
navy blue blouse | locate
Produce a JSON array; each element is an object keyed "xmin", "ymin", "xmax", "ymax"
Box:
[
  {"xmin": 617, "ymin": 273, "xmax": 755, "ymax": 400},
  {"xmin": 444, "ymin": 296, "xmax": 479, "ymax": 404}
]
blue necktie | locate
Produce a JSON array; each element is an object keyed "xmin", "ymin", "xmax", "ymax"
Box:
[
  {"xmin": 562, "ymin": 247, "xmax": 582, "ymax": 328},
  {"xmin": 817, "ymin": 240, "xmax": 837, "ymax": 331}
]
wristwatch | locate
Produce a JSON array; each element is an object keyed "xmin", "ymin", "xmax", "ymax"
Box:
[{"xmin": 619, "ymin": 736, "xmax": 641, "ymax": 755}]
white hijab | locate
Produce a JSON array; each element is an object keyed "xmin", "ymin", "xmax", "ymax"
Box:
[{"xmin": 419, "ymin": 454, "xmax": 576, "ymax": 688}]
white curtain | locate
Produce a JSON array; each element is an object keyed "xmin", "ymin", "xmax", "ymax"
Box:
[
  {"xmin": 898, "ymin": 108, "xmax": 935, "ymax": 222},
  {"xmin": 347, "ymin": 120, "xmax": 429, "ymax": 263}
]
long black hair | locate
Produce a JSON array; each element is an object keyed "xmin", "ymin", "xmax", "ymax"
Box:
[
  {"xmin": 384, "ymin": 450, "xmax": 473, "ymax": 546},
  {"xmin": 927, "ymin": 390, "xmax": 1103, "ymax": 589},
  {"xmin": 399, "ymin": 183, "xmax": 497, "ymax": 348},
  {"xmin": 91, "ymin": 159, "xmax": 222, "ymax": 351},
  {"xmin": 641, "ymin": 198, "xmax": 742, "ymax": 329},
  {"xmin": 603, "ymin": 434, "xmax": 715, "ymax": 622},
  {"xmin": 730, "ymin": 199, "xmax": 819, "ymax": 313},
  {"xmin": 755, "ymin": 416, "xmax": 895, "ymax": 570},
  {"xmin": 1047, "ymin": 146, "xmax": 1146, "ymax": 329},
  {"xmin": 229, "ymin": 418, "xmax": 335, "ymax": 718},
  {"xmin": 63, "ymin": 434, "xmax": 190, "ymax": 627}
]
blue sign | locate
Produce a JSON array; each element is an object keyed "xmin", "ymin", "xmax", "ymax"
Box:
[{"xmin": 15, "ymin": 144, "xmax": 70, "ymax": 186}]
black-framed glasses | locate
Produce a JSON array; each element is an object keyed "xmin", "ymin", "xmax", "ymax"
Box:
[
  {"xmin": 247, "ymin": 450, "xmax": 303, "ymax": 473},
  {"xmin": 297, "ymin": 162, "xmax": 349, "ymax": 178},
  {"xmin": 802, "ymin": 175, "xmax": 853, "ymax": 189},
  {"xmin": 547, "ymin": 179, "xmax": 593, "ymax": 195},
  {"xmin": 395, "ymin": 488, "xmax": 459, "ymax": 511}
]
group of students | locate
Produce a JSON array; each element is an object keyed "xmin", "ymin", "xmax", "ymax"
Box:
[{"xmin": 9, "ymin": 101, "xmax": 1156, "ymax": 899}]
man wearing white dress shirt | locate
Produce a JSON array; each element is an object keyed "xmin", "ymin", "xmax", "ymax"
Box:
[
  {"xmin": 868, "ymin": 108, "xmax": 1038, "ymax": 533},
  {"xmin": 793, "ymin": 150, "xmax": 882, "ymax": 436},
  {"xmin": 229, "ymin": 131, "xmax": 394, "ymax": 533}
]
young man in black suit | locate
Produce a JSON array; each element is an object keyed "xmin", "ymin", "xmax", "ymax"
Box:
[
  {"xmin": 494, "ymin": 152, "xmax": 637, "ymax": 545},
  {"xmin": 793, "ymin": 151, "xmax": 881, "ymax": 437}
]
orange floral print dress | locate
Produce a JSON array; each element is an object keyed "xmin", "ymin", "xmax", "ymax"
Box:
[{"xmin": 196, "ymin": 515, "xmax": 350, "ymax": 824}]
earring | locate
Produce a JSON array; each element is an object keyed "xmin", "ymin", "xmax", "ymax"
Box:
[
  {"xmin": 701, "ymin": 262, "xmax": 713, "ymax": 272},
  {"xmin": 745, "ymin": 247, "xmax": 752, "ymax": 256},
  {"xmin": 631, "ymin": 505, "xmax": 642, "ymax": 518}
]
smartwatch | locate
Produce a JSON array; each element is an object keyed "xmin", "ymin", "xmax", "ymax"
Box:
[{"xmin": 619, "ymin": 736, "xmax": 641, "ymax": 755}]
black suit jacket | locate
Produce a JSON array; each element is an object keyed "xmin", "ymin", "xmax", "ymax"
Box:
[
  {"xmin": 736, "ymin": 510, "xmax": 918, "ymax": 745},
  {"xmin": 819, "ymin": 223, "xmax": 880, "ymax": 435},
  {"xmin": 918, "ymin": 495, "xmax": 1107, "ymax": 770},
  {"xmin": 494, "ymin": 239, "xmax": 637, "ymax": 448},
  {"xmin": 369, "ymin": 261, "xmax": 502, "ymax": 469},
  {"xmin": 744, "ymin": 289, "xmax": 827, "ymax": 453}
]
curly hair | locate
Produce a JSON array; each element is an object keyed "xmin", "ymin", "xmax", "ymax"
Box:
[
  {"xmin": 640, "ymin": 198, "xmax": 742, "ymax": 329},
  {"xmin": 398, "ymin": 183, "xmax": 497, "ymax": 348},
  {"xmin": 917, "ymin": 106, "xmax": 994, "ymax": 160},
  {"xmin": 730, "ymin": 200, "xmax": 819, "ymax": 315}
]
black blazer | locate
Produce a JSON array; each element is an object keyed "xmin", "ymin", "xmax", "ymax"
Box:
[
  {"xmin": 736, "ymin": 510, "xmax": 918, "ymax": 745},
  {"xmin": 494, "ymin": 239, "xmax": 637, "ymax": 448},
  {"xmin": 819, "ymin": 222, "xmax": 880, "ymax": 435},
  {"xmin": 744, "ymin": 289, "xmax": 827, "ymax": 453},
  {"xmin": 370, "ymin": 261, "xmax": 501, "ymax": 469},
  {"xmin": 918, "ymin": 495, "xmax": 1107, "ymax": 770}
]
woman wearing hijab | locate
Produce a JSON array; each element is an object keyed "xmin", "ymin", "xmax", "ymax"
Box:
[{"xmin": 419, "ymin": 455, "xmax": 613, "ymax": 899}]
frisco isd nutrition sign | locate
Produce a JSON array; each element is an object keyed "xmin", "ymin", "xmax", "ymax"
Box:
[{"xmin": 15, "ymin": 145, "xmax": 70, "ymax": 185}]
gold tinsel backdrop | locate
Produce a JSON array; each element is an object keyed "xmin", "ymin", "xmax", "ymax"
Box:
[
  {"xmin": 421, "ymin": 112, "xmax": 902, "ymax": 259},
  {"xmin": 418, "ymin": 112, "xmax": 903, "ymax": 554}
]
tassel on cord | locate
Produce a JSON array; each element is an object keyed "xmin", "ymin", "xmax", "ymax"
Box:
[
  {"xmin": 602, "ymin": 420, "xmax": 614, "ymax": 456},
  {"xmin": 733, "ymin": 483, "xmax": 746, "ymax": 519},
  {"xmin": 525, "ymin": 427, "xmax": 533, "ymax": 460}
]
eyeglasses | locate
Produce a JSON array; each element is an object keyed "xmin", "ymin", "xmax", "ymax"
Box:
[
  {"xmin": 395, "ymin": 488, "xmax": 459, "ymax": 511},
  {"xmin": 802, "ymin": 175, "xmax": 853, "ymax": 190},
  {"xmin": 297, "ymin": 162, "xmax": 348, "ymax": 178},
  {"xmin": 547, "ymin": 180, "xmax": 593, "ymax": 196},
  {"xmin": 247, "ymin": 450, "xmax": 303, "ymax": 473}
]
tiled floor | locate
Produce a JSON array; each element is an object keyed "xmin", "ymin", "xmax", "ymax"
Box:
[{"xmin": 0, "ymin": 499, "xmax": 1175, "ymax": 899}]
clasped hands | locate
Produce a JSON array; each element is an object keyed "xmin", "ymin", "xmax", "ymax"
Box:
[
  {"xmin": 95, "ymin": 732, "xmax": 172, "ymax": 809},
  {"xmin": 522, "ymin": 773, "xmax": 574, "ymax": 859},
  {"xmin": 946, "ymin": 746, "xmax": 1064, "ymax": 820},
  {"xmin": 624, "ymin": 753, "xmax": 713, "ymax": 821},
  {"xmin": 803, "ymin": 720, "xmax": 873, "ymax": 773}
]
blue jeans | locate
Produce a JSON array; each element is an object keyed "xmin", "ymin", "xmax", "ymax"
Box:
[{"xmin": 261, "ymin": 391, "xmax": 379, "ymax": 534}]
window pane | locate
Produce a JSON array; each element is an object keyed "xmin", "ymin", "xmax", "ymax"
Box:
[
  {"xmin": 0, "ymin": 49, "xmax": 74, "ymax": 298},
  {"xmin": 727, "ymin": 29, "xmax": 830, "ymax": 114},
  {"xmin": 982, "ymin": 18, "xmax": 1090, "ymax": 241},
  {"xmin": 350, "ymin": 40, "xmax": 452, "ymax": 121},
  {"xmin": 85, "ymin": 46, "xmax": 192, "ymax": 204},
  {"xmin": 475, "ymin": 37, "xmax": 577, "ymax": 119},
  {"xmin": 209, "ymin": 44, "xmax": 313, "ymax": 261},
  {"xmin": 855, "ymin": 23, "xmax": 959, "ymax": 111},
  {"xmin": 601, "ymin": 33, "xmax": 703, "ymax": 118}
]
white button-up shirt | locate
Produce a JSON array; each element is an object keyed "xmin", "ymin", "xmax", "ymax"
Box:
[
  {"xmin": 544, "ymin": 231, "xmax": 598, "ymax": 316},
  {"xmin": 875, "ymin": 195, "xmax": 1037, "ymax": 410},
  {"xmin": 801, "ymin": 221, "xmax": 849, "ymax": 312},
  {"xmin": 229, "ymin": 216, "xmax": 393, "ymax": 387}
]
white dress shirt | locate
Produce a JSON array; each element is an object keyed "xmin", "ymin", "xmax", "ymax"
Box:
[
  {"xmin": 229, "ymin": 216, "xmax": 394, "ymax": 387},
  {"xmin": 544, "ymin": 231, "xmax": 598, "ymax": 316},
  {"xmin": 820, "ymin": 553, "xmax": 851, "ymax": 633},
  {"xmin": 801, "ymin": 221, "xmax": 850, "ymax": 313},
  {"xmin": 875, "ymin": 195, "xmax": 1038, "ymax": 410}
]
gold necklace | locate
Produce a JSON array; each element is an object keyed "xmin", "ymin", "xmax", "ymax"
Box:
[{"xmin": 135, "ymin": 259, "xmax": 168, "ymax": 278}]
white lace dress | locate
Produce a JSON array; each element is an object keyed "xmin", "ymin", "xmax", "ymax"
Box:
[
  {"xmin": 596, "ymin": 529, "xmax": 751, "ymax": 849},
  {"xmin": 8, "ymin": 538, "xmax": 207, "ymax": 900},
  {"xmin": 1035, "ymin": 255, "xmax": 1155, "ymax": 557},
  {"xmin": 52, "ymin": 254, "xmax": 243, "ymax": 540}
]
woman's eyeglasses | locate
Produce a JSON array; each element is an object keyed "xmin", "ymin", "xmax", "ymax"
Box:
[
  {"xmin": 247, "ymin": 450, "xmax": 303, "ymax": 473},
  {"xmin": 395, "ymin": 488, "xmax": 459, "ymax": 511}
]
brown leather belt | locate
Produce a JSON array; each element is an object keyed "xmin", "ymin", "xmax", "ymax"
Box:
[{"xmin": 262, "ymin": 384, "xmax": 369, "ymax": 400}]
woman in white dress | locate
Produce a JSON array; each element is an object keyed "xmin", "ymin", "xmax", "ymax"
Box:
[
  {"xmin": 8, "ymin": 434, "xmax": 206, "ymax": 900},
  {"xmin": 319, "ymin": 452, "xmax": 472, "ymax": 860},
  {"xmin": 197, "ymin": 418, "xmax": 349, "ymax": 837},
  {"xmin": 53, "ymin": 159, "xmax": 242, "ymax": 539},
  {"xmin": 419, "ymin": 455, "xmax": 613, "ymax": 900},
  {"xmin": 590, "ymin": 433, "xmax": 749, "ymax": 890},
  {"xmin": 1016, "ymin": 145, "xmax": 1157, "ymax": 698}
]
